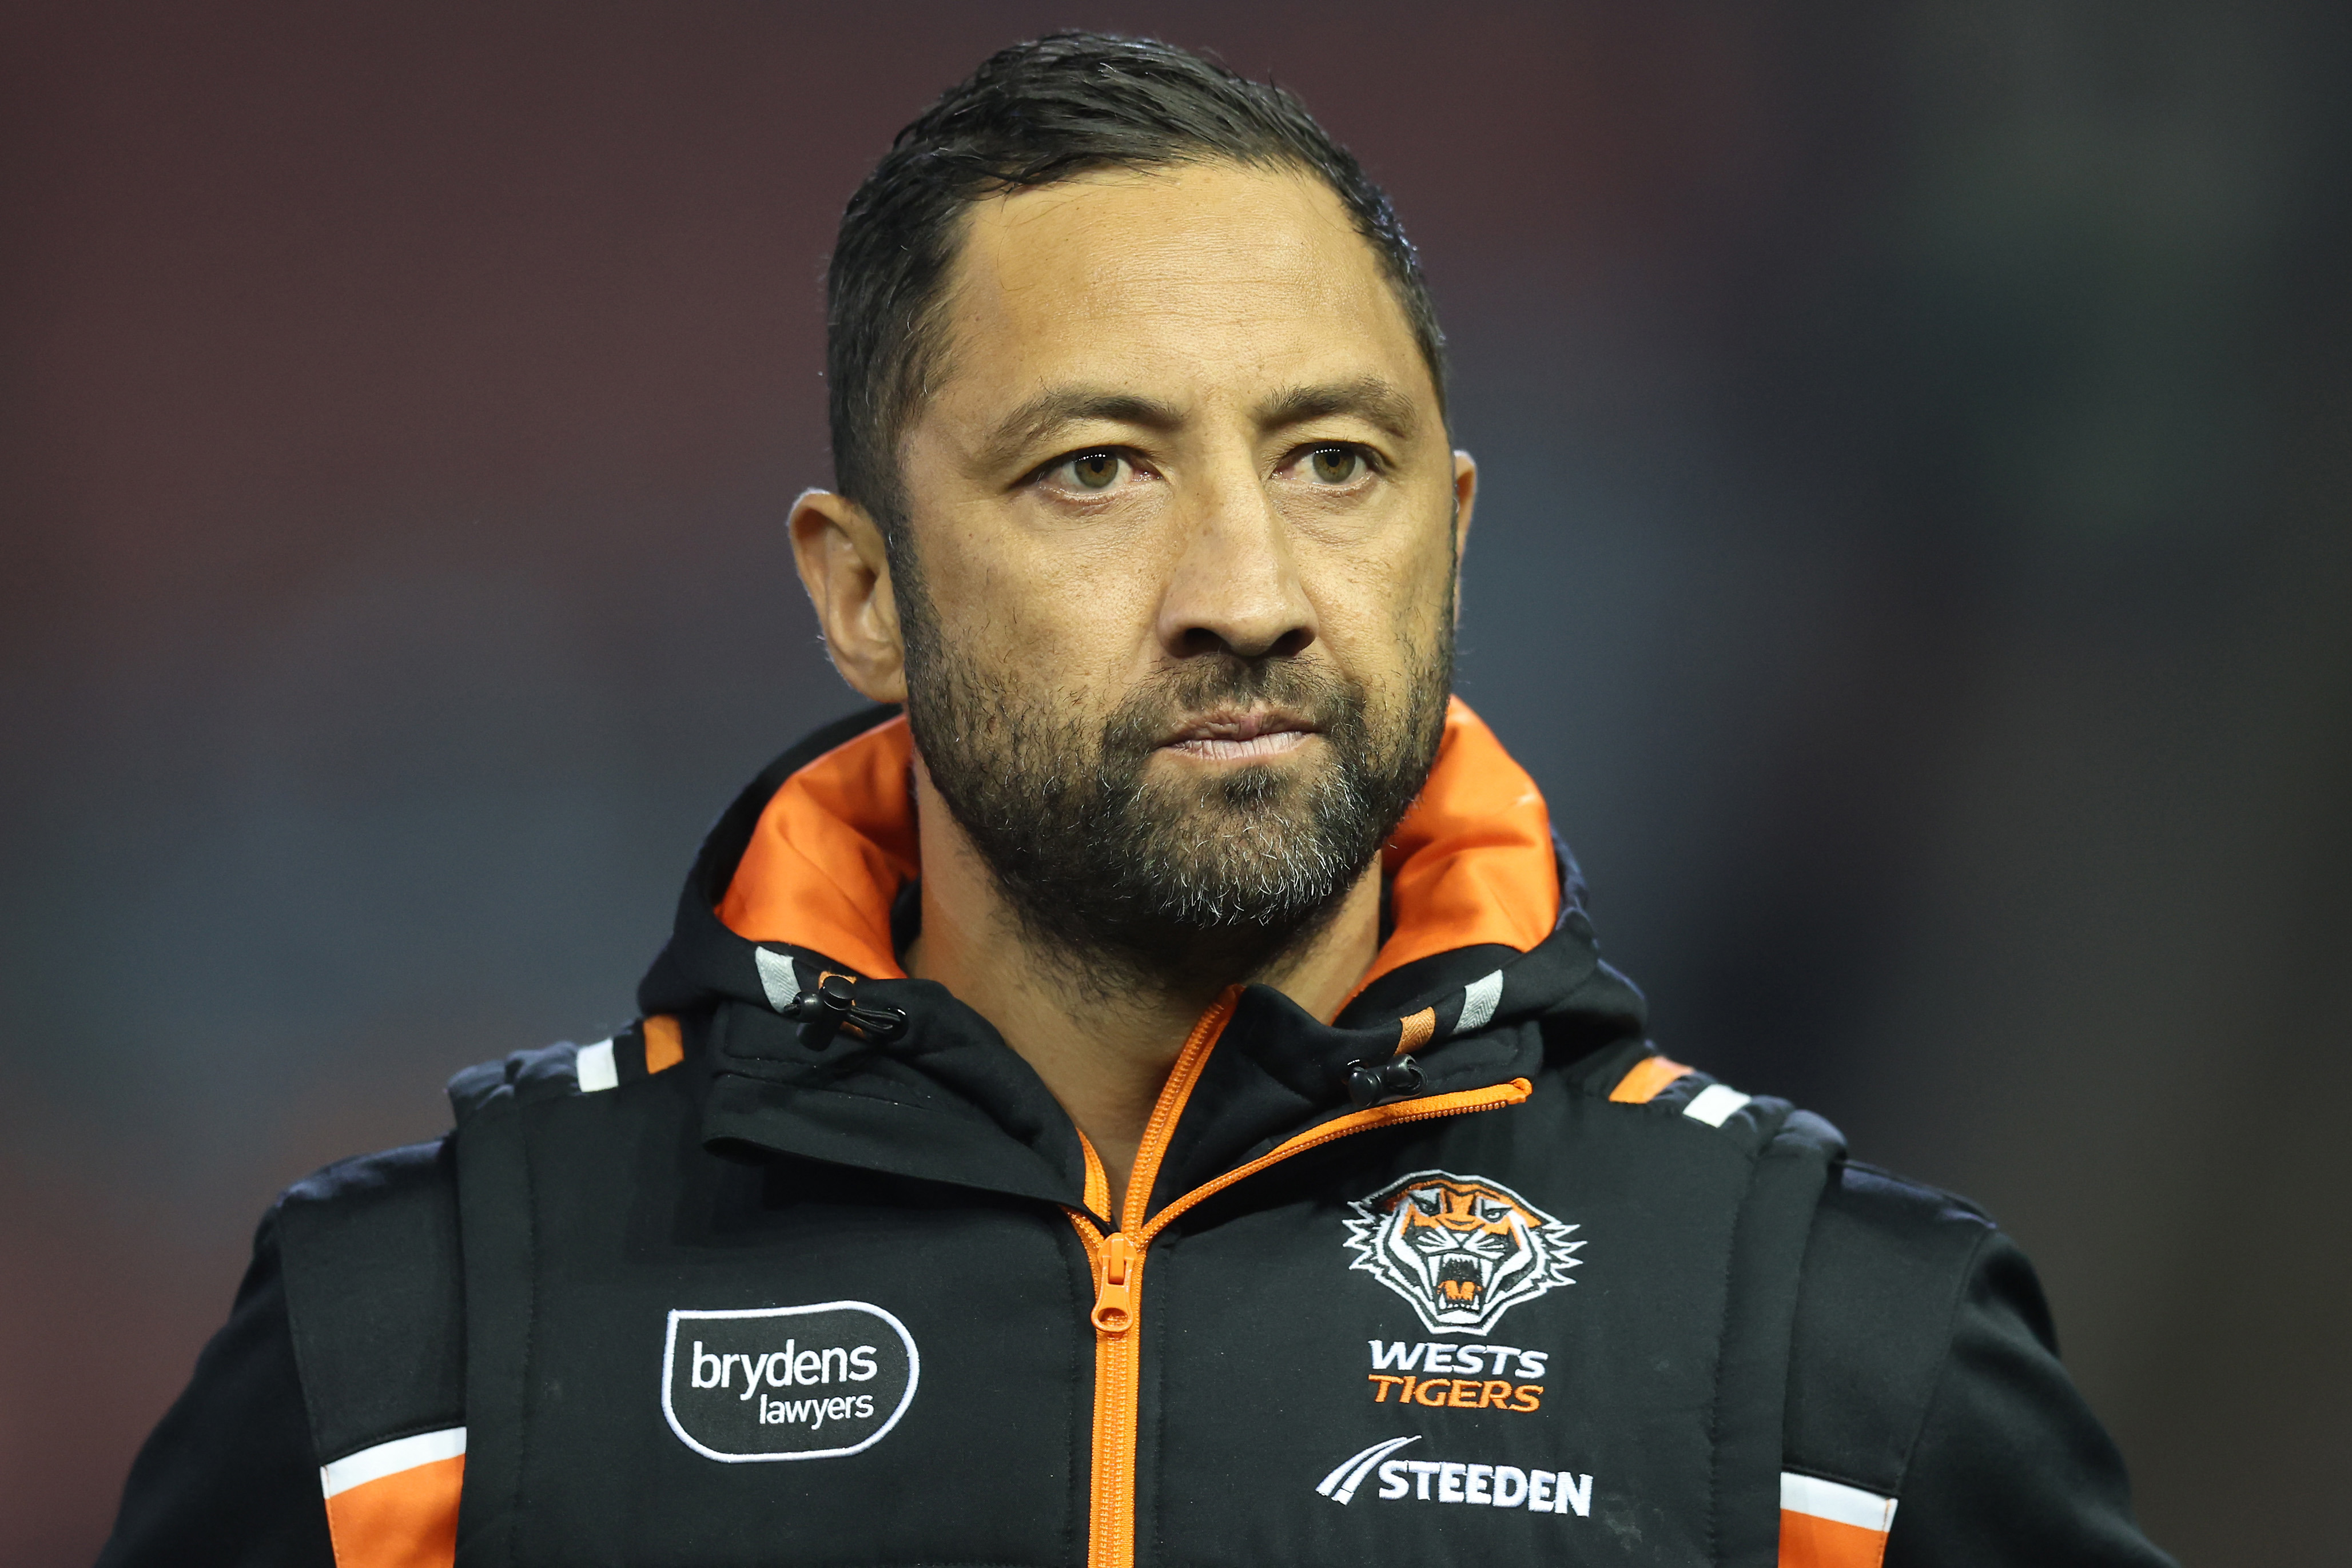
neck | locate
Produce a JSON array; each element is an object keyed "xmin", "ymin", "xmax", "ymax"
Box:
[{"xmin": 901, "ymin": 762, "xmax": 1382, "ymax": 1217}]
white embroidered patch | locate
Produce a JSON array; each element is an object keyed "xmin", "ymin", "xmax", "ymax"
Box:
[
  {"xmin": 1455, "ymin": 970, "xmax": 1505, "ymax": 1036},
  {"xmin": 753, "ymin": 948, "xmax": 802, "ymax": 1013}
]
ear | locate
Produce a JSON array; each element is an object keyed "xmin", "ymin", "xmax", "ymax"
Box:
[
  {"xmin": 1450, "ymin": 450, "xmax": 1478, "ymax": 623},
  {"xmin": 789, "ymin": 488, "xmax": 907, "ymax": 704}
]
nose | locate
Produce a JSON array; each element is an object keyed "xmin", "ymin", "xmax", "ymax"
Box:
[{"xmin": 1152, "ymin": 469, "xmax": 1318, "ymax": 662}]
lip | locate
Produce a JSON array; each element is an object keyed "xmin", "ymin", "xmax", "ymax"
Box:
[{"xmin": 1159, "ymin": 708, "xmax": 1321, "ymax": 761}]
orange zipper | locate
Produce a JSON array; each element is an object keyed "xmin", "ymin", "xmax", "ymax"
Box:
[{"xmin": 1061, "ymin": 987, "xmax": 1534, "ymax": 1568}]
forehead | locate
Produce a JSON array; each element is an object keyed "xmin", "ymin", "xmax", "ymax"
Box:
[{"xmin": 930, "ymin": 160, "xmax": 1435, "ymax": 424}]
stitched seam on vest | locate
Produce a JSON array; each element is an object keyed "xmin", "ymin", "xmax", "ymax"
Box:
[
  {"xmin": 272, "ymin": 1208, "xmax": 337, "ymax": 1489},
  {"xmin": 506, "ymin": 1112, "xmax": 541, "ymax": 1568},
  {"xmin": 1700, "ymin": 1160, "xmax": 1743, "ymax": 1565},
  {"xmin": 1888, "ymin": 1221, "xmax": 1996, "ymax": 1493}
]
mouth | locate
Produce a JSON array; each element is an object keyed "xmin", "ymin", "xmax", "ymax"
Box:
[
  {"xmin": 1159, "ymin": 709, "xmax": 1320, "ymax": 762},
  {"xmin": 1435, "ymin": 1255, "xmax": 1487, "ymax": 1306}
]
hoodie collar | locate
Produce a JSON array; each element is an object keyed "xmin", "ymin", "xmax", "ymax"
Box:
[
  {"xmin": 639, "ymin": 698, "xmax": 1645, "ymax": 1215},
  {"xmin": 708, "ymin": 695, "xmax": 1563, "ymax": 1000}
]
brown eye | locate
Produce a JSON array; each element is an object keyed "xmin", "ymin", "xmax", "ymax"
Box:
[
  {"xmin": 1065, "ymin": 453, "xmax": 1122, "ymax": 489},
  {"xmin": 1310, "ymin": 447, "xmax": 1363, "ymax": 483}
]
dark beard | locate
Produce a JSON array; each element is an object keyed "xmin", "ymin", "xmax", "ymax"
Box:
[{"xmin": 898, "ymin": 576, "xmax": 1452, "ymax": 999}]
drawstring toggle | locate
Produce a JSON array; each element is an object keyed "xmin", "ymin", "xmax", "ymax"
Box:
[
  {"xmin": 786, "ymin": 972, "xmax": 909, "ymax": 1050},
  {"xmin": 1344, "ymin": 1054, "xmax": 1426, "ymax": 1109}
]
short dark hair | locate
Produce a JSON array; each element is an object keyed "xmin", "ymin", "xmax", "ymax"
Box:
[{"xmin": 825, "ymin": 31, "xmax": 1447, "ymax": 541}]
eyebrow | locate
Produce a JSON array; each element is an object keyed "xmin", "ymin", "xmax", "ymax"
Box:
[
  {"xmin": 1256, "ymin": 376, "xmax": 1420, "ymax": 442},
  {"xmin": 979, "ymin": 388, "xmax": 1184, "ymax": 476}
]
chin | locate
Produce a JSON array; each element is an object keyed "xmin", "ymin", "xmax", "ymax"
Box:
[{"xmin": 1172, "ymin": 761, "xmax": 1325, "ymax": 821}]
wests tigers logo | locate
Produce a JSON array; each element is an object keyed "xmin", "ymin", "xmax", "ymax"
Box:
[{"xmin": 1343, "ymin": 1171, "xmax": 1582, "ymax": 1335}]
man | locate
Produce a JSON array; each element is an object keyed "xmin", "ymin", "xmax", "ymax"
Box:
[{"xmin": 102, "ymin": 33, "xmax": 2172, "ymax": 1568}]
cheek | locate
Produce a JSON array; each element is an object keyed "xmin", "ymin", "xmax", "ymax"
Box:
[
  {"xmin": 1308, "ymin": 525, "xmax": 1455, "ymax": 672},
  {"xmin": 920, "ymin": 514, "xmax": 1165, "ymax": 692}
]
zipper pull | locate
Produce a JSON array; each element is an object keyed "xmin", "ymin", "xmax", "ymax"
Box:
[{"xmin": 1092, "ymin": 1231, "xmax": 1136, "ymax": 1334}]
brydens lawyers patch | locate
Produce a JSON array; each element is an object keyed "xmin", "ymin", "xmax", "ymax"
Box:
[
  {"xmin": 1343, "ymin": 1171, "xmax": 1582, "ymax": 1335},
  {"xmin": 662, "ymin": 1301, "xmax": 919, "ymax": 1462}
]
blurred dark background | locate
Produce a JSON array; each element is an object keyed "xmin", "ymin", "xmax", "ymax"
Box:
[{"xmin": 5, "ymin": 3, "xmax": 2346, "ymax": 1561}]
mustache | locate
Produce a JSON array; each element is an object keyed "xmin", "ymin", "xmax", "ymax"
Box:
[{"xmin": 1100, "ymin": 656, "xmax": 1358, "ymax": 762}]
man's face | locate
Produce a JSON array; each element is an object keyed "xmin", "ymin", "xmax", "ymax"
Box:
[{"xmin": 890, "ymin": 159, "xmax": 1471, "ymax": 985}]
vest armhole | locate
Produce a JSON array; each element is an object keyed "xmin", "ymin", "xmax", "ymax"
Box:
[
  {"xmin": 274, "ymin": 1136, "xmax": 467, "ymax": 1566},
  {"xmin": 1784, "ymin": 1162, "xmax": 1995, "ymax": 1510}
]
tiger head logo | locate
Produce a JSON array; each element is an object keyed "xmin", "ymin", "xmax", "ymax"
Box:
[{"xmin": 1342, "ymin": 1171, "xmax": 1582, "ymax": 1335}]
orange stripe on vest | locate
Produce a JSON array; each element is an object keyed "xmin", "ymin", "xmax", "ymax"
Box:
[{"xmin": 323, "ymin": 1455, "xmax": 461, "ymax": 1568}]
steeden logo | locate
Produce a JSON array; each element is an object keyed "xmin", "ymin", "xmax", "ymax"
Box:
[
  {"xmin": 1342, "ymin": 1171, "xmax": 1582, "ymax": 1335},
  {"xmin": 1316, "ymin": 1436, "xmax": 1594, "ymax": 1517}
]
